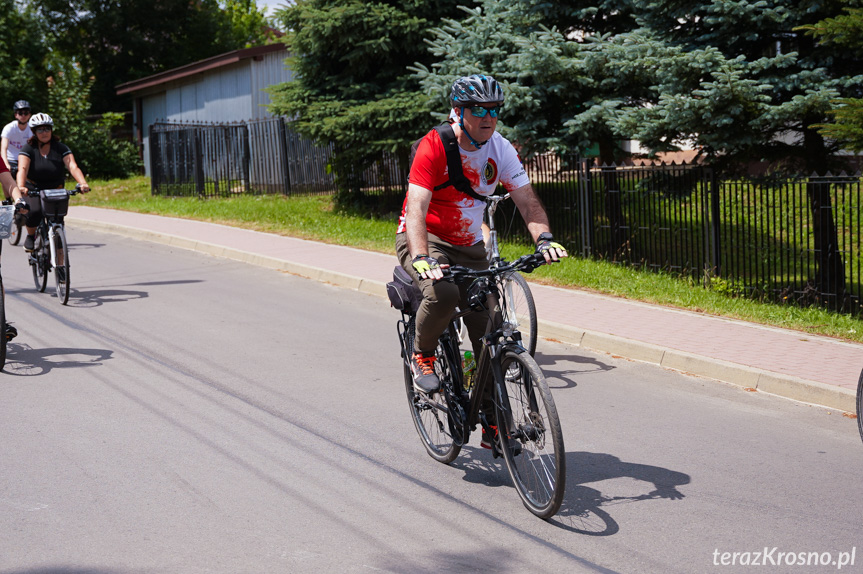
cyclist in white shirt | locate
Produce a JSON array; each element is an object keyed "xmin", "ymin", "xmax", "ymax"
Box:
[{"xmin": 0, "ymin": 100, "xmax": 33, "ymax": 189}]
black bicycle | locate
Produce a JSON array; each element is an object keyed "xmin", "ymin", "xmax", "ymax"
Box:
[
  {"xmin": 26, "ymin": 185, "xmax": 81, "ymax": 305},
  {"xmin": 391, "ymin": 252, "xmax": 565, "ymax": 519}
]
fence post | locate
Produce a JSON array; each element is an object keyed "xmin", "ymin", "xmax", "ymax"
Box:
[
  {"xmin": 577, "ymin": 158, "xmax": 594, "ymax": 257},
  {"xmin": 702, "ymin": 166, "xmax": 718, "ymax": 287},
  {"xmin": 148, "ymin": 124, "xmax": 158, "ymax": 195},
  {"xmin": 278, "ymin": 119, "xmax": 291, "ymax": 195},
  {"xmin": 709, "ymin": 168, "xmax": 721, "ymax": 284},
  {"xmin": 193, "ymin": 128, "xmax": 205, "ymax": 197},
  {"xmin": 242, "ymin": 124, "xmax": 251, "ymax": 193}
]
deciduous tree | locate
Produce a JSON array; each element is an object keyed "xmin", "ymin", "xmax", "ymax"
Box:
[
  {"xmin": 0, "ymin": 0, "xmax": 50, "ymax": 113},
  {"xmin": 32, "ymin": 0, "xmax": 275, "ymax": 113}
]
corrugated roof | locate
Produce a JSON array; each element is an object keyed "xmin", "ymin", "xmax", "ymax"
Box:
[{"xmin": 115, "ymin": 43, "xmax": 287, "ymax": 95}]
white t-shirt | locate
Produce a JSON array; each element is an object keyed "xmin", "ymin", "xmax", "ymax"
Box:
[{"xmin": 1, "ymin": 120, "xmax": 33, "ymax": 163}]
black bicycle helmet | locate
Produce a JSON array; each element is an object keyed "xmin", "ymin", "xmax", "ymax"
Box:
[
  {"xmin": 450, "ymin": 74, "xmax": 504, "ymax": 108},
  {"xmin": 13, "ymin": 100, "xmax": 30, "ymax": 111}
]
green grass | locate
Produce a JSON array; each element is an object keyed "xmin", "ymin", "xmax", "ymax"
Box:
[{"xmin": 80, "ymin": 175, "xmax": 863, "ymax": 343}]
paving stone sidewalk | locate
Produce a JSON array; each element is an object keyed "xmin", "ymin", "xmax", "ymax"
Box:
[{"xmin": 67, "ymin": 205, "xmax": 863, "ymax": 413}]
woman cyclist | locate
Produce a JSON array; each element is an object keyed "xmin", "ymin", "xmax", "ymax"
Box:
[{"xmin": 16, "ymin": 113, "xmax": 89, "ymax": 252}]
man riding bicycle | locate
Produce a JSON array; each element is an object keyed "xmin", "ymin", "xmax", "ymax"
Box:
[
  {"xmin": 1, "ymin": 100, "xmax": 33, "ymax": 187},
  {"xmin": 396, "ymin": 74, "xmax": 567, "ymax": 404}
]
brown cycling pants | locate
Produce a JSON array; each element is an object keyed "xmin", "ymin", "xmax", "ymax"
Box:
[{"xmin": 395, "ymin": 232, "xmax": 492, "ymax": 356}]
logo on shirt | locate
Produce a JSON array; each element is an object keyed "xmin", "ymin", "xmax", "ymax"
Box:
[{"xmin": 483, "ymin": 159, "xmax": 498, "ymax": 186}]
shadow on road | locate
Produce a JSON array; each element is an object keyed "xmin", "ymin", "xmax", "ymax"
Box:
[
  {"xmin": 65, "ymin": 279, "xmax": 205, "ymax": 307},
  {"xmin": 67, "ymin": 242, "xmax": 107, "ymax": 252},
  {"xmin": 66, "ymin": 287, "xmax": 149, "ymax": 307},
  {"xmin": 535, "ymin": 351, "xmax": 615, "ymax": 390},
  {"xmin": 1, "ymin": 344, "xmax": 113, "ymax": 376},
  {"xmin": 453, "ymin": 446, "xmax": 688, "ymax": 536},
  {"xmin": 550, "ymin": 451, "xmax": 690, "ymax": 535}
]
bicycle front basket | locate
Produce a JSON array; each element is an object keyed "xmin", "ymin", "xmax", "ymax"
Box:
[
  {"xmin": 0, "ymin": 205, "xmax": 14, "ymax": 239},
  {"xmin": 40, "ymin": 189, "xmax": 70, "ymax": 218}
]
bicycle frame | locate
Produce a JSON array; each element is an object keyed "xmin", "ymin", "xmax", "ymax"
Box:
[
  {"xmin": 44, "ymin": 221, "xmax": 61, "ymax": 270},
  {"xmin": 401, "ymin": 253, "xmax": 542, "ymax": 451},
  {"xmin": 453, "ymin": 302, "xmax": 527, "ymax": 457}
]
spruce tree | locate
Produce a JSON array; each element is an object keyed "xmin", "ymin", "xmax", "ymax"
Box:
[
  {"xmin": 267, "ymin": 0, "xmax": 471, "ymax": 196},
  {"xmin": 800, "ymin": 7, "xmax": 863, "ymax": 152}
]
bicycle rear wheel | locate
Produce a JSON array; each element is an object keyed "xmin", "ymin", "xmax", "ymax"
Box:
[
  {"xmin": 53, "ymin": 226, "xmax": 70, "ymax": 304},
  {"xmin": 499, "ymin": 271, "xmax": 538, "ymax": 355},
  {"xmin": 496, "ymin": 347, "xmax": 565, "ymax": 519},
  {"xmin": 30, "ymin": 237, "xmax": 48, "ymax": 293},
  {"xmin": 403, "ymin": 317, "xmax": 462, "ymax": 464}
]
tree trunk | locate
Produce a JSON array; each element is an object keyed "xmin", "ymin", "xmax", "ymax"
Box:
[
  {"xmin": 803, "ymin": 123, "xmax": 845, "ymax": 307},
  {"xmin": 598, "ymin": 136, "xmax": 627, "ymax": 258}
]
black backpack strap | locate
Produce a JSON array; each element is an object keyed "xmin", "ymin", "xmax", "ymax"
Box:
[{"xmin": 432, "ymin": 123, "xmax": 487, "ymax": 203}]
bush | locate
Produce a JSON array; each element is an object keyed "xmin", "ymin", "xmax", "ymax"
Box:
[{"xmin": 67, "ymin": 113, "xmax": 143, "ymax": 179}]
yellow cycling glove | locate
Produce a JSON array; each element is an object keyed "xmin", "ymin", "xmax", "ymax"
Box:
[{"xmin": 411, "ymin": 254, "xmax": 440, "ymax": 276}]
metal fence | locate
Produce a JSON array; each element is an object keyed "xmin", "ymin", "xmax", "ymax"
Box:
[
  {"xmin": 505, "ymin": 159, "xmax": 861, "ymax": 315},
  {"xmin": 151, "ymin": 118, "xmax": 337, "ymax": 197},
  {"xmin": 150, "ymin": 122, "xmax": 250, "ymax": 197},
  {"xmin": 148, "ymin": 119, "xmax": 863, "ymax": 316}
]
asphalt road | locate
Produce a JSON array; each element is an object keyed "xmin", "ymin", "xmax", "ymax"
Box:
[{"xmin": 0, "ymin": 229, "xmax": 861, "ymax": 574}]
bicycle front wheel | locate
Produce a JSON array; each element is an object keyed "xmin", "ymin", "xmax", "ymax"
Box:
[
  {"xmin": 498, "ymin": 271, "xmax": 538, "ymax": 355},
  {"xmin": 856, "ymin": 368, "xmax": 863, "ymax": 444},
  {"xmin": 7, "ymin": 220, "xmax": 21, "ymax": 246},
  {"xmin": 53, "ymin": 227, "xmax": 70, "ymax": 304},
  {"xmin": 496, "ymin": 347, "xmax": 565, "ymax": 519},
  {"xmin": 403, "ymin": 317, "xmax": 462, "ymax": 464}
]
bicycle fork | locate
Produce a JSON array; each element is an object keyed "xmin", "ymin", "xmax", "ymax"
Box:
[{"xmin": 46, "ymin": 225, "xmax": 58, "ymax": 270}]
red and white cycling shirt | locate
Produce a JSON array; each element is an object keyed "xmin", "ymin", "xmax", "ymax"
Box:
[{"xmin": 397, "ymin": 127, "xmax": 530, "ymax": 246}]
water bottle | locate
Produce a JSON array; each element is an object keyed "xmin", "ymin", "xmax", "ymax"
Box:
[{"xmin": 462, "ymin": 350, "xmax": 476, "ymax": 389}]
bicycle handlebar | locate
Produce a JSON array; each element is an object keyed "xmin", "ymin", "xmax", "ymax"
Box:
[
  {"xmin": 485, "ymin": 192, "xmax": 511, "ymax": 205},
  {"xmin": 442, "ymin": 252, "xmax": 547, "ymax": 282},
  {"xmin": 25, "ymin": 184, "xmax": 85, "ymax": 197}
]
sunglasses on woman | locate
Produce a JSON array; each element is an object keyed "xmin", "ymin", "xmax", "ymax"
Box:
[{"xmin": 468, "ymin": 105, "xmax": 502, "ymax": 118}]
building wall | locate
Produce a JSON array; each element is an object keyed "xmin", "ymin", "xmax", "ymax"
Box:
[{"xmin": 137, "ymin": 50, "xmax": 292, "ymax": 175}]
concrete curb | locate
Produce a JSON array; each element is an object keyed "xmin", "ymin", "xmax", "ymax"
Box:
[{"xmin": 67, "ymin": 216, "xmax": 857, "ymax": 414}]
